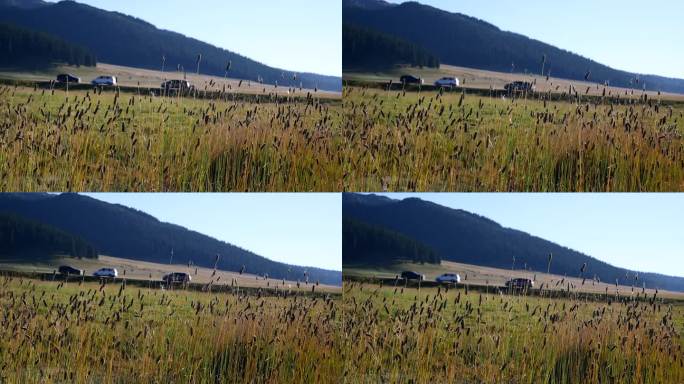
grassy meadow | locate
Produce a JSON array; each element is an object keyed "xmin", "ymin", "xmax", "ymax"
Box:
[
  {"xmin": 342, "ymin": 281, "xmax": 684, "ymax": 383},
  {"xmin": 342, "ymin": 86, "xmax": 684, "ymax": 191},
  {"xmin": 0, "ymin": 275, "xmax": 342, "ymax": 383},
  {"xmin": 0, "ymin": 85, "xmax": 343, "ymax": 192}
]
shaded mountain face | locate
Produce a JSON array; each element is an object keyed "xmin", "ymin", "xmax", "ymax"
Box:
[
  {"xmin": 343, "ymin": 217, "xmax": 439, "ymax": 265},
  {"xmin": 0, "ymin": 1, "xmax": 341, "ymax": 91},
  {"xmin": 0, "ymin": 213, "xmax": 97, "ymax": 260},
  {"xmin": 343, "ymin": 193, "xmax": 684, "ymax": 292},
  {"xmin": 344, "ymin": 1, "xmax": 684, "ymax": 94},
  {"xmin": 0, "ymin": 194, "xmax": 341, "ymax": 286},
  {"xmin": 0, "ymin": 22, "xmax": 97, "ymax": 68},
  {"xmin": 0, "ymin": 0, "xmax": 47, "ymax": 9},
  {"xmin": 343, "ymin": 23, "xmax": 439, "ymax": 70}
]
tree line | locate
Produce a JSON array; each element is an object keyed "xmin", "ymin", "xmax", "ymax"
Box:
[
  {"xmin": 343, "ymin": 23, "xmax": 439, "ymax": 71},
  {"xmin": 0, "ymin": 22, "xmax": 96, "ymax": 68},
  {"xmin": 0, "ymin": 213, "xmax": 98, "ymax": 259},
  {"xmin": 343, "ymin": 217, "xmax": 440, "ymax": 265}
]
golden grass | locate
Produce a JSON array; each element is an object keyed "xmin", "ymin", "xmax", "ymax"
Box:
[
  {"xmin": 342, "ymin": 86, "xmax": 684, "ymax": 191},
  {"xmin": 0, "ymin": 86, "xmax": 343, "ymax": 191},
  {"xmin": 342, "ymin": 281, "xmax": 684, "ymax": 383},
  {"xmin": 0, "ymin": 276, "xmax": 342, "ymax": 383}
]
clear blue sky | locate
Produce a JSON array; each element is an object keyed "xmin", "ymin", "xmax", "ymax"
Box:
[
  {"xmin": 46, "ymin": 0, "xmax": 341, "ymax": 77},
  {"xmin": 387, "ymin": 0, "xmax": 684, "ymax": 79},
  {"xmin": 82, "ymin": 193, "xmax": 341, "ymax": 271},
  {"xmin": 374, "ymin": 193, "xmax": 684, "ymax": 278}
]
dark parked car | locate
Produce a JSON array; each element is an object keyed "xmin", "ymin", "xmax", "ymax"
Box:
[
  {"xmin": 161, "ymin": 79, "xmax": 193, "ymax": 93},
  {"xmin": 56, "ymin": 74, "xmax": 81, "ymax": 84},
  {"xmin": 505, "ymin": 278, "xmax": 535, "ymax": 290},
  {"xmin": 400, "ymin": 75, "xmax": 423, "ymax": 85},
  {"xmin": 163, "ymin": 272, "xmax": 192, "ymax": 285},
  {"xmin": 400, "ymin": 271, "xmax": 425, "ymax": 281},
  {"xmin": 58, "ymin": 265, "xmax": 84, "ymax": 276},
  {"xmin": 504, "ymin": 81, "xmax": 534, "ymax": 92}
]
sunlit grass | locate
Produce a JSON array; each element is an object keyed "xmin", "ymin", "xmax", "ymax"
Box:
[
  {"xmin": 342, "ymin": 281, "xmax": 684, "ymax": 383},
  {"xmin": 0, "ymin": 86, "xmax": 343, "ymax": 191},
  {"xmin": 0, "ymin": 276, "xmax": 342, "ymax": 383},
  {"xmin": 342, "ymin": 87, "xmax": 684, "ymax": 191}
]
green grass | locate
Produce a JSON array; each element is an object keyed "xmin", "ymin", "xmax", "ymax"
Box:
[
  {"xmin": 342, "ymin": 86, "xmax": 684, "ymax": 191},
  {"xmin": 0, "ymin": 86, "xmax": 343, "ymax": 191},
  {"xmin": 342, "ymin": 281, "xmax": 684, "ymax": 383},
  {"xmin": 0, "ymin": 276, "xmax": 342, "ymax": 383}
]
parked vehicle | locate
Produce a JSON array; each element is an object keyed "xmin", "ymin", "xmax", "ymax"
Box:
[
  {"xmin": 436, "ymin": 273, "xmax": 461, "ymax": 284},
  {"xmin": 56, "ymin": 74, "xmax": 80, "ymax": 84},
  {"xmin": 434, "ymin": 77, "xmax": 459, "ymax": 88},
  {"xmin": 58, "ymin": 265, "xmax": 84, "ymax": 276},
  {"xmin": 163, "ymin": 272, "xmax": 192, "ymax": 285},
  {"xmin": 400, "ymin": 271, "xmax": 425, "ymax": 281},
  {"xmin": 161, "ymin": 79, "xmax": 193, "ymax": 93},
  {"xmin": 91, "ymin": 75, "xmax": 117, "ymax": 86},
  {"xmin": 93, "ymin": 268, "xmax": 118, "ymax": 278},
  {"xmin": 504, "ymin": 81, "xmax": 534, "ymax": 92},
  {"xmin": 400, "ymin": 75, "xmax": 423, "ymax": 85},
  {"xmin": 505, "ymin": 278, "xmax": 534, "ymax": 290}
]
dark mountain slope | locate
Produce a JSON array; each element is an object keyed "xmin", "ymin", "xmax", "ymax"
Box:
[
  {"xmin": 344, "ymin": 0, "xmax": 684, "ymax": 94},
  {"xmin": 0, "ymin": 0, "xmax": 47, "ymax": 9},
  {"xmin": 0, "ymin": 22, "xmax": 96, "ymax": 68},
  {"xmin": 343, "ymin": 217, "xmax": 439, "ymax": 265},
  {"xmin": 0, "ymin": 213, "xmax": 97, "ymax": 260},
  {"xmin": 343, "ymin": 193, "xmax": 684, "ymax": 292},
  {"xmin": 0, "ymin": 1, "xmax": 341, "ymax": 91},
  {"xmin": 343, "ymin": 23, "xmax": 439, "ymax": 70},
  {"xmin": 0, "ymin": 194, "xmax": 341, "ymax": 286}
]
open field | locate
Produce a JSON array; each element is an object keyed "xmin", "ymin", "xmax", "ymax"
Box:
[
  {"xmin": 0, "ymin": 85, "xmax": 344, "ymax": 191},
  {"xmin": 0, "ymin": 255, "xmax": 341, "ymax": 293},
  {"xmin": 341, "ymin": 86, "xmax": 684, "ymax": 191},
  {"xmin": 0, "ymin": 63, "xmax": 341, "ymax": 98},
  {"xmin": 344, "ymin": 64, "xmax": 684, "ymax": 102},
  {"xmin": 344, "ymin": 261, "xmax": 684, "ymax": 300},
  {"xmin": 342, "ymin": 281, "xmax": 684, "ymax": 383},
  {"xmin": 0, "ymin": 275, "xmax": 342, "ymax": 383}
]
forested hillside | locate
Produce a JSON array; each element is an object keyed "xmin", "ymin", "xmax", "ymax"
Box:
[
  {"xmin": 0, "ymin": 23, "xmax": 96, "ymax": 68},
  {"xmin": 343, "ymin": 217, "xmax": 439, "ymax": 265},
  {"xmin": 0, "ymin": 213, "xmax": 97, "ymax": 259},
  {"xmin": 343, "ymin": 23, "xmax": 439, "ymax": 70}
]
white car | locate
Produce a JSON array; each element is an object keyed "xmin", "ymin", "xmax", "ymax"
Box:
[
  {"xmin": 93, "ymin": 268, "xmax": 118, "ymax": 278},
  {"xmin": 436, "ymin": 273, "xmax": 461, "ymax": 284},
  {"xmin": 434, "ymin": 77, "xmax": 459, "ymax": 88},
  {"xmin": 91, "ymin": 76, "xmax": 117, "ymax": 86}
]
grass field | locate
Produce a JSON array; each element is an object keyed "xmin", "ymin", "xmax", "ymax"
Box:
[
  {"xmin": 344, "ymin": 261, "xmax": 684, "ymax": 300},
  {"xmin": 342, "ymin": 281, "xmax": 684, "ymax": 383},
  {"xmin": 0, "ymin": 275, "xmax": 342, "ymax": 383},
  {"xmin": 0, "ymin": 85, "xmax": 343, "ymax": 191},
  {"xmin": 341, "ymin": 86, "xmax": 684, "ymax": 191},
  {"xmin": 0, "ymin": 255, "xmax": 342, "ymax": 292}
]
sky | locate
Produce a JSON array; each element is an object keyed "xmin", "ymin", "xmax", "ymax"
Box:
[
  {"xmin": 373, "ymin": 193, "xmax": 684, "ymax": 278},
  {"xmin": 386, "ymin": 0, "xmax": 684, "ymax": 79},
  {"xmin": 45, "ymin": 0, "xmax": 341, "ymax": 77},
  {"xmin": 82, "ymin": 193, "xmax": 342, "ymax": 271}
]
